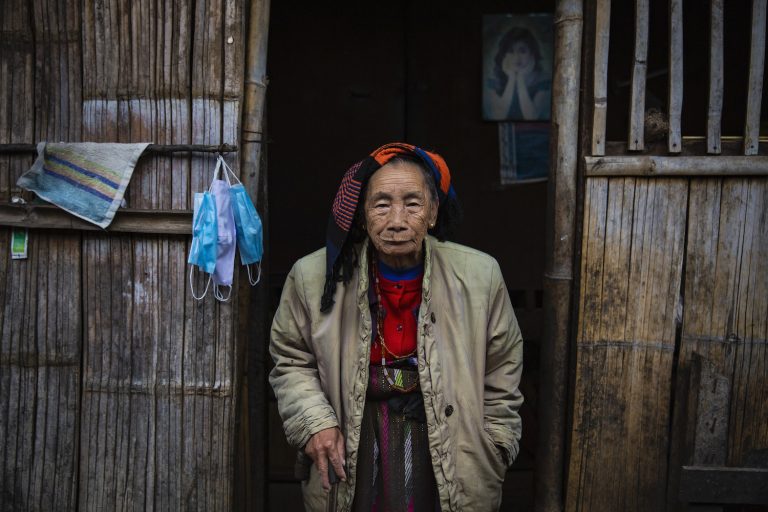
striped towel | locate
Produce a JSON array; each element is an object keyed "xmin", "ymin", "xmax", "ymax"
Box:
[{"xmin": 17, "ymin": 142, "xmax": 151, "ymax": 228}]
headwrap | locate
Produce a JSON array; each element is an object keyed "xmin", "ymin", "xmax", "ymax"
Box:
[{"xmin": 325, "ymin": 142, "xmax": 456, "ymax": 288}]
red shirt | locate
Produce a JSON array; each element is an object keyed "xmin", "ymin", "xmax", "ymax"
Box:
[{"xmin": 370, "ymin": 268, "xmax": 423, "ymax": 364}]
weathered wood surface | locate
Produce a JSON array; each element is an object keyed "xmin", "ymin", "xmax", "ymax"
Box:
[
  {"xmin": 1, "ymin": 0, "xmax": 257, "ymax": 510},
  {"xmin": 0, "ymin": 0, "xmax": 35, "ymax": 202},
  {"xmin": 688, "ymin": 354, "xmax": 730, "ymax": 468},
  {"xmin": 668, "ymin": 0, "xmax": 683, "ymax": 153},
  {"xmin": 0, "ymin": 230, "xmax": 82, "ymax": 511},
  {"xmin": 0, "ymin": 1, "xmax": 83, "ymax": 510},
  {"xmin": 77, "ymin": 0, "xmax": 246, "ymax": 510},
  {"xmin": 238, "ymin": 0, "xmax": 270, "ymax": 507},
  {"xmin": 566, "ymin": 177, "xmax": 688, "ymax": 511},
  {"xmin": 585, "ymin": 155, "xmax": 768, "ymax": 176},
  {"xmin": 678, "ymin": 178, "xmax": 768, "ymax": 469},
  {"xmin": 669, "ymin": 354, "xmax": 731, "ymax": 512},
  {"xmin": 0, "ymin": 143, "xmax": 238, "ymax": 154},
  {"xmin": 590, "ymin": 0, "xmax": 611, "ymax": 156},
  {"xmin": 605, "ymin": 138, "xmax": 768, "ymax": 157},
  {"xmin": 707, "ymin": 0, "xmax": 724, "ymax": 154},
  {"xmin": 628, "ymin": 0, "xmax": 649, "ymax": 151},
  {"xmin": 744, "ymin": 0, "xmax": 766, "ymax": 156},
  {"xmin": 0, "ymin": 204, "xmax": 192, "ymax": 234},
  {"xmin": 679, "ymin": 466, "xmax": 768, "ymax": 504}
]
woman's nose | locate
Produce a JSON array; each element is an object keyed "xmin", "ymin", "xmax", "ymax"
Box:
[{"xmin": 387, "ymin": 205, "xmax": 407, "ymax": 228}]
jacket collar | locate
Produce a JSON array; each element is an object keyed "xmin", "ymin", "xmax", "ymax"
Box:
[{"xmin": 357, "ymin": 235, "xmax": 434, "ymax": 305}]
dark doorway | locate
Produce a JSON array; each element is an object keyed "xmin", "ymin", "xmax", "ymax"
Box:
[{"xmin": 265, "ymin": 2, "xmax": 552, "ymax": 510}]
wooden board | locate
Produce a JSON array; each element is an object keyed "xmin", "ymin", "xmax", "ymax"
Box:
[
  {"xmin": 76, "ymin": 0, "xmax": 246, "ymax": 510},
  {"xmin": 743, "ymin": 0, "xmax": 766, "ymax": 155},
  {"xmin": 628, "ymin": 0, "xmax": 649, "ymax": 151},
  {"xmin": 591, "ymin": 0, "xmax": 611, "ymax": 156},
  {"xmin": 566, "ymin": 177, "xmax": 688, "ymax": 511},
  {"xmin": 668, "ymin": 0, "xmax": 683, "ymax": 153},
  {"xmin": 0, "ymin": 1, "xmax": 83, "ymax": 509},
  {"xmin": 707, "ymin": 0, "xmax": 724, "ymax": 154},
  {"xmin": 677, "ymin": 178, "xmax": 768, "ymax": 468},
  {"xmin": 0, "ymin": 230, "xmax": 82, "ymax": 510}
]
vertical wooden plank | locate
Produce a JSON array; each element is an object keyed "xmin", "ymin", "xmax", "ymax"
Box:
[
  {"xmin": 79, "ymin": 0, "xmax": 244, "ymax": 510},
  {"xmin": 676, "ymin": 177, "xmax": 768, "ymax": 475},
  {"xmin": 743, "ymin": 0, "xmax": 766, "ymax": 156},
  {"xmin": 628, "ymin": 0, "xmax": 649, "ymax": 151},
  {"xmin": 707, "ymin": 0, "xmax": 724, "ymax": 155},
  {"xmin": 0, "ymin": 1, "xmax": 83, "ymax": 510},
  {"xmin": 668, "ymin": 0, "xmax": 683, "ymax": 153},
  {"xmin": 591, "ymin": 0, "xmax": 611, "ymax": 156},
  {"xmin": 567, "ymin": 178, "xmax": 688, "ymax": 511},
  {"xmin": 0, "ymin": 231, "xmax": 82, "ymax": 511},
  {"xmin": 0, "ymin": 0, "xmax": 35, "ymax": 200}
]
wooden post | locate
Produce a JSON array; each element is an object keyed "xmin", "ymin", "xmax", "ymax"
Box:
[
  {"xmin": 668, "ymin": 0, "xmax": 683, "ymax": 153},
  {"xmin": 629, "ymin": 0, "xmax": 649, "ymax": 151},
  {"xmin": 743, "ymin": 0, "xmax": 766, "ymax": 155},
  {"xmin": 591, "ymin": 0, "xmax": 611, "ymax": 156},
  {"xmin": 238, "ymin": 0, "xmax": 270, "ymax": 509},
  {"xmin": 707, "ymin": 0, "xmax": 724, "ymax": 154},
  {"xmin": 537, "ymin": 1, "xmax": 583, "ymax": 511}
]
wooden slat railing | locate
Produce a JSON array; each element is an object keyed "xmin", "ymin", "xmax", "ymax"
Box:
[
  {"xmin": 707, "ymin": 0, "xmax": 724, "ymax": 154},
  {"xmin": 628, "ymin": 0, "xmax": 649, "ymax": 151},
  {"xmin": 744, "ymin": 0, "xmax": 766, "ymax": 155},
  {"xmin": 591, "ymin": 0, "xmax": 611, "ymax": 156},
  {"xmin": 668, "ymin": 0, "xmax": 683, "ymax": 153}
]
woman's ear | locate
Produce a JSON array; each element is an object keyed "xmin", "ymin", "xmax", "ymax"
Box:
[{"xmin": 428, "ymin": 202, "xmax": 438, "ymax": 229}]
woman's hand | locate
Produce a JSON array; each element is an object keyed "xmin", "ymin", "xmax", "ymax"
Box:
[{"xmin": 304, "ymin": 427, "xmax": 347, "ymax": 491}]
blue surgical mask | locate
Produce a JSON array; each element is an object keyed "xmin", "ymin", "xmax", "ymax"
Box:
[
  {"xmin": 188, "ymin": 191, "xmax": 218, "ymax": 299},
  {"xmin": 220, "ymin": 158, "xmax": 264, "ymax": 285}
]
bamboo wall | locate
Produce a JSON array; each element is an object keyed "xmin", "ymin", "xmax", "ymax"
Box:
[
  {"xmin": 0, "ymin": 0, "xmax": 251, "ymax": 509},
  {"xmin": 565, "ymin": 1, "xmax": 768, "ymax": 510}
]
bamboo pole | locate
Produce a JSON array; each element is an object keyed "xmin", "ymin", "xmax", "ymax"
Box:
[
  {"xmin": 591, "ymin": 0, "xmax": 611, "ymax": 155},
  {"xmin": 744, "ymin": 0, "xmax": 766, "ymax": 155},
  {"xmin": 0, "ymin": 143, "xmax": 239, "ymax": 154},
  {"xmin": 537, "ymin": 1, "xmax": 583, "ymax": 511},
  {"xmin": 585, "ymin": 155, "xmax": 768, "ymax": 176},
  {"xmin": 629, "ymin": 0, "xmax": 649, "ymax": 151},
  {"xmin": 239, "ymin": 0, "xmax": 270, "ymax": 509},
  {"xmin": 0, "ymin": 204, "xmax": 192, "ymax": 233},
  {"xmin": 707, "ymin": 0, "xmax": 724, "ymax": 154},
  {"xmin": 668, "ymin": 0, "xmax": 683, "ymax": 153}
]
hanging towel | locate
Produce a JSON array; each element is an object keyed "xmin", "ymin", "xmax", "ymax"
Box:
[{"xmin": 17, "ymin": 142, "xmax": 151, "ymax": 228}]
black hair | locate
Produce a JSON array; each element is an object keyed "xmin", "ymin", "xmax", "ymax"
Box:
[
  {"xmin": 492, "ymin": 27, "xmax": 542, "ymax": 94},
  {"xmin": 319, "ymin": 154, "xmax": 462, "ymax": 313}
]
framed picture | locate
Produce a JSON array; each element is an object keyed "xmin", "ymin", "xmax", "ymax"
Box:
[
  {"xmin": 499, "ymin": 122, "xmax": 550, "ymax": 183},
  {"xmin": 482, "ymin": 13, "xmax": 554, "ymax": 121}
]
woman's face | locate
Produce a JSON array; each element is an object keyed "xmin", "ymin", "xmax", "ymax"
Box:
[
  {"xmin": 363, "ymin": 161, "xmax": 437, "ymax": 269},
  {"xmin": 502, "ymin": 40, "xmax": 534, "ymax": 74}
]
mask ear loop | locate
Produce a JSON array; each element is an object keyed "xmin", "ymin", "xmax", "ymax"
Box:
[
  {"xmin": 246, "ymin": 262, "xmax": 262, "ymax": 285},
  {"xmin": 218, "ymin": 155, "xmax": 243, "ymax": 185},
  {"xmin": 213, "ymin": 283, "xmax": 233, "ymax": 302},
  {"xmin": 189, "ymin": 266, "xmax": 213, "ymax": 300}
]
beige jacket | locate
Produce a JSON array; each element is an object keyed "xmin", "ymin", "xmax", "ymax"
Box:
[{"xmin": 269, "ymin": 236, "xmax": 523, "ymax": 511}]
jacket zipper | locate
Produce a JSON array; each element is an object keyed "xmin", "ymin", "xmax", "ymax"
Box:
[{"xmin": 326, "ymin": 483, "xmax": 338, "ymax": 512}]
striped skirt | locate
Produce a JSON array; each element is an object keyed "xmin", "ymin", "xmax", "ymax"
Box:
[{"xmin": 352, "ymin": 365, "xmax": 439, "ymax": 511}]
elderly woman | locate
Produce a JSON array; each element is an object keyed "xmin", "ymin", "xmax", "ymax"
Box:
[{"xmin": 270, "ymin": 143, "xmax": 523, "ymax": 511}]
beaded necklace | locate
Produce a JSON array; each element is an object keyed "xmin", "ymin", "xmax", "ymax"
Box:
[{"xmin": 371, "ymin": 252, "xmax": 419, "ymax": 393}]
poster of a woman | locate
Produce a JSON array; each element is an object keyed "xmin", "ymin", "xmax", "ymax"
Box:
[{"xmin": 483, "ymin": 14, "xmax": 553, "ymax": 121}]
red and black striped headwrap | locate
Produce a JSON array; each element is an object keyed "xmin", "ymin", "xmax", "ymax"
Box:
[{"xmin": 325, "ymin": 142, "xmax": 456, "ymax": 287}]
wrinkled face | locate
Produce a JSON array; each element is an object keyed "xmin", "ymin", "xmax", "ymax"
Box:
[
  {"xmin": 363, "ymin": 161, "xmax": 438, "ymax": 268},
  {"xmin": 502, "ymin": 41, "xmax": 534, "ymax": 73}
]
